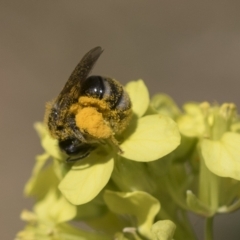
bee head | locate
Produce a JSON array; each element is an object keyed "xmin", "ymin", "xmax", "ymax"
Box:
[{"xmin": 59, "ymin": 138, "xmax": 94, "ymax": 162}]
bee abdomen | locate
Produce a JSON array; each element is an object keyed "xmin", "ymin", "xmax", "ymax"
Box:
[
  {"xmin": 81, "ymin": 76, "xmax": 129, "ymax": 110},
  {"xmin": 115, "ymin": 89, "xmax": 131, "ymax": 111},
  {"xmin": 81, "ymin": 76, "xmax": 104, "ymax": 99}
]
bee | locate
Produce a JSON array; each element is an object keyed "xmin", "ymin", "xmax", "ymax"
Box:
[{"xmin": 45, "ymin": 46, "xmax": 132, "ymax": 162}]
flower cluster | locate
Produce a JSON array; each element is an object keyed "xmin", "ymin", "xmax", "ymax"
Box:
[{"xmin": 16, "ymin": 80, "xmax": 240, "ymax": 240}]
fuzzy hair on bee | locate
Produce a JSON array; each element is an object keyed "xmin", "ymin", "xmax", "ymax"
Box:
[{"xmin": 45, "ymin": 46, "xmax": 132, "ymax": 162}]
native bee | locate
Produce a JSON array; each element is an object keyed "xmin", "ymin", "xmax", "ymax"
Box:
[{"xmin": 45, "ymin": 47, "xmax": 132, "ymax": 162}]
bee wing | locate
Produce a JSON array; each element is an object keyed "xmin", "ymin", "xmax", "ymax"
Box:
[{"xmin": 56, "ymin": 46, "xmax": 104, "ymax": 108}]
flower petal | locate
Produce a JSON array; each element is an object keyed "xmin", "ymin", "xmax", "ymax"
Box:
[
  {"xmin": 24, "ymin": 153, "xmax": 50, "ymax": 197},
  {"xmin": 24, "ymin": 155, "xmax": 59, "ymax": 200},
  {"xmin": 114, "ymin": 232, "xmax": 130, "ymax": 240},
  {"xmin": 59, "ymin": 223, "xmax": 109, "ymax": 240},
  {"xmin": 218, "ymin": 199, "xmax": 240, "ymax": 213},
  {"xmin": 85, "ymin": 211, "xmax": 125, "ymax": 236},
  {"xmin": 34, "ymin": 189, "xmax": 58, "ymax": 221},
  {"xmin": 201, "ymin": 132, "xmax": 240, "ymax": 180},
  {"xmin": 186, "ymin": 190, "xmax": 215, "ymax": 217},
  {"xmin": 34, "ymin": 189, "xmax": 77, "ymax": 223},
  {"xmin": 103, "ymin": 190, "xmax": 160, "ymax": 239},
  {"xmin": 177, "ymin": 103, "xmax": 205, "ymax": 137},
  {"xmin": 125, "ymin": 80, "xmax": 149, "ymax": 117},
  {"xmin": 120, "ymin": 115, "xmax": 180, "ymax": 162},
  {"xmin": 50, "ymin": 195, "xmax": 77, "ymax": 223},
  {"xmin": 151, "ymin": 220, "xmax": 176, "ymax": 240},
  {"xmin": 59, "ymin": 149, "xmax": 114, "ymax": 205},
  {"xmin": 34, "ymin": 122, "xmax": 65, "ymax": 160},
  {"xmin": 150, "ymin": 94, "xmax": 181, "ymax": 119}
]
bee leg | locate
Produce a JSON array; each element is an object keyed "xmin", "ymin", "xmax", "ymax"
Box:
[{"xmin": 110, "ymin": 135, "xmax": 124, "ymax": 154}]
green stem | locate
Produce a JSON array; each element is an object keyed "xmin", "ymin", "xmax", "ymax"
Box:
[
  {"xmin": 198, "ymin": 147, "xmax": 220, "ymax": 211},
  {"xmin": 204, "ymin": 217, "xmax": 214, "ymax": 240}
]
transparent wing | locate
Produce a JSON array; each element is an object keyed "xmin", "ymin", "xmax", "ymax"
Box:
[{"xmin": 56, "ymin": 46, "xmax": 103, "ymax": 109}]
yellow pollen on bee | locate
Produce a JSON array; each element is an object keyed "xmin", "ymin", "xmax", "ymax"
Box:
[
  {"xmin": 78, "ymin": 96, "xmax": 109, "ymax": 110},
  {"xmin": 75, "ymin": 107, "xmax": 112, "ymax": 139},
  {"xmin": 69, "ymin": 103, "xmax": 79, "ymax": 114}
]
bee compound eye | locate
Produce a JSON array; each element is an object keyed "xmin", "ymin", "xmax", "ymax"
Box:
[
  {"xmin": 58, "ymin": 138, "xmax": 92, "ymax": 157},
  {"xmin": 81, "ymin": 75, "xmax": 105, "ymax": 99}
]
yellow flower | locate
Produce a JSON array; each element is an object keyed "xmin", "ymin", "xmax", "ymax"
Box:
[
  {"xmin": 35, "ymin": 80, "xmax": 180, "ymax": 205},
  {"xmin": 178, "ymin": 102, "xmax": 240, "ymax": 180},
  {"xmin": 16, "ymin": 190, "xmax": 107, "ymax": 240}
]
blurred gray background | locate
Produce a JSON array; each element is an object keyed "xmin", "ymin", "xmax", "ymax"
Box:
[{"xmin": 1, "ymin": 1, "xmax": 240, "ymax": 239}]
